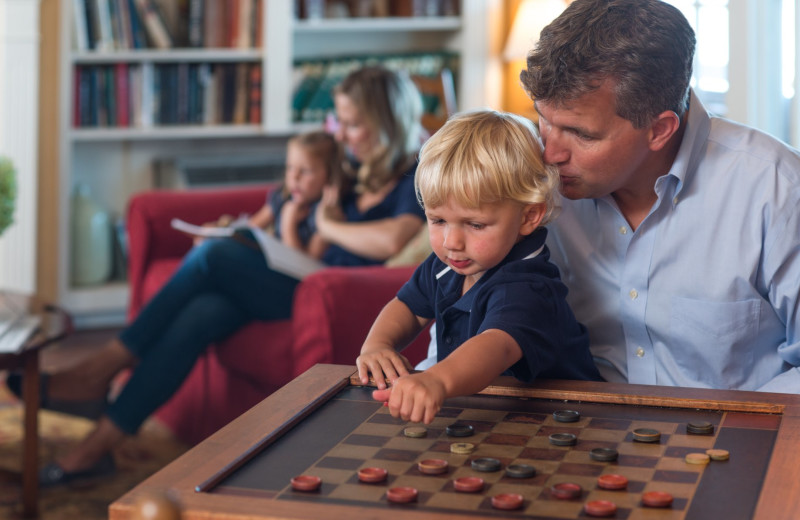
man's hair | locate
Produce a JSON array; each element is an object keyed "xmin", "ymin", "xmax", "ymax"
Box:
[
  {"xmin": 334, "ymin": 65, "xmax": 425, "ymax": 192},
  {"xmin": 520, "ymin": 0, "xmax": 696, "ymax": 128},
  {"xmin": 416, "ymin": 110, "xmax": 560, "ymax": 226}
]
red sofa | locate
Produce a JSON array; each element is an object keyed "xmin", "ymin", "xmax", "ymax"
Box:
[{"xmin": 125, "ymin": 186, "xmax": 429, "ymax": 444}]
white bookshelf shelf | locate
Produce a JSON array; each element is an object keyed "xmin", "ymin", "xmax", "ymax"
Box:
[
  {"xmin": 72, "ymin": 49, "xmax": 263, "ymax": 64},
  {"xmin": 293, "ymin": 16, "xmax": 462, "ymax": 33},
  {"xmin": 69, "ymin": 124, "xmax": 267, "ymax": 142}
]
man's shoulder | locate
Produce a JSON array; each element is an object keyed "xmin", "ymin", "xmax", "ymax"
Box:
[{"xmin": 706, "ymin": 117, "xmax": 800, "ymax": 182}]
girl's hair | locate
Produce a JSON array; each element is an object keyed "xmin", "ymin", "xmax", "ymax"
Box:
[
  {"xmin": 334, "ymin": 65, "xmax": 424, "ymax": 193},
  {"xmin": 282, "ymin": 130, "xmax": 346, "ymax": 198},
  {"xmin": 416, "ymin": 110, "xmax": 561, "ymax": 226}
]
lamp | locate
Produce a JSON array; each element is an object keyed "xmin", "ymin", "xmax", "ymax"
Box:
[
  {"xmin": 504, "ymin": 0, "xmax": 568, "ymax": 61},
  {"xmin": 503, "ymin": 0, "xmax": 568, "ymax": 117}
]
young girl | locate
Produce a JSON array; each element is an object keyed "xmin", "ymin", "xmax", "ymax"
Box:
[
  {"xmin": 357, "ymin": 110, "xmax": 601, "ymax": 424},
  {"xmin": 245, "ymin": 130, "xmax": 343, "ymax": 259},
  {"xmin": 198, "ymin": 130, "xmax": 342, "ymax": 260}
]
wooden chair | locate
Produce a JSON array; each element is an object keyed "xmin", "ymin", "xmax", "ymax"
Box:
[{"xmin": 412, "ymin": 68, "xmax": 457, "ymax": 134}]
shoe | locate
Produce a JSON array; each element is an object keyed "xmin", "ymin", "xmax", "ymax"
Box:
[
  {"xmin": 5, "ymin": 371, "xmax": 107, "ymax": 420},
  {"xmin": 39, "ymin": 453, "xmax": 116, "ymax": 488}
]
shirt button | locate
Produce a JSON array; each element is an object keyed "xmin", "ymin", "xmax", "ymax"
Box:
[
  {"xmin": 619, "ymin": 226, "xmax": 628, "ymax": 235},
  {"xmin": 673, "ymin": 196, "xmax": 679, "ymax": 205},
  {"xmin": 629, "ymin": 289, "xmax": 638, "ymax": 300},
  {"xmin": 445, "ymin": 336, "xmax": 453, "ymax": 345},
  {"xmin": 636, "ymin": 347, "xmax": 645, "ymax": 358}
]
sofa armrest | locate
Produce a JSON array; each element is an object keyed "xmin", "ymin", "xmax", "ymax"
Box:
[
  {"xmin": 291, "ymin": 265, "xmax": 429, "ymax": 376},
  {"xmin": 126, "ymin": 186, "xmax": 272, "ymax": 318}
]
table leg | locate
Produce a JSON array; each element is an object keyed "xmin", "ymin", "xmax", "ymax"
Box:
[{"xmin": 21, "ymin": 350, "xmax": 39, "ymax": 518}]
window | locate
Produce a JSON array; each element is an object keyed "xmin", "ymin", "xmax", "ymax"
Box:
[
  {"xmin": 665, "ymin": 0, "xmax": 797, "ymax": 146},
  {"xmin": 666, "ymin": 0, "xmax": 730, "ymax": 116}
]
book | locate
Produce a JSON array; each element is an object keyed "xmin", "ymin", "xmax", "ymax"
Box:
[
  {"xmin": 72, "ymin": 0, "xmax": 90, "ymax": 51},
  {"xmin": 247, "ymin": 63, "xmax": 262, "ymax": 124},
  {"xmin": 115, "ymin": 63, "xmax": 130, "ymax": 126},
  {"xmin": 94, "ymin": 0, "xmax": 114, "ymax": 51},
  {"xmin": 133, "ymin": 0, "xmax": 173, "ymax": 49},
  {"xmin": 127, "ymin": 0, "xmax": 147, "ymax": 48},
  {"xmin": 188, "ymin": 0, "xmax": 204, "ymax": 47},
  {"xmin": 170, "ymin": 218, "xmax": 325, "ymax": 280},
  {"xmin": 114, "ymin": 0, "xmax": 134, "ymax": 49}
]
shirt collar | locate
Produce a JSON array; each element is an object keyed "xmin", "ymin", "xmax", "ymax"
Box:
[
  {"xmin": 435, "ymin": 227, "xmax": 548, "ymax": 282},
  {"xmin": 664, "ymin": 89, "xmax": 712, "ymax": 197}
]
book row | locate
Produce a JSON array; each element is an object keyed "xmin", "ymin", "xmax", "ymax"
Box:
[
  {"xmin": 292, "ymin": 52, "xmax": 459, "ymax": 123},
  {"xmin": 73, "ymin": 62, "xmax": 262, "ymax": 128},
  {"xmin": 73, "ymin": 0, "xmax": 263, "ymax": 51}
]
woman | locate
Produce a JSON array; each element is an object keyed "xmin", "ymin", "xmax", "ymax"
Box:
[{"xmin": 10, "ymin": 65, "xmax": 426, "ymax": 486}]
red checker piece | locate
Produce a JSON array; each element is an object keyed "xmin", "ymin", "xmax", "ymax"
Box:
[
  {"xmin": 597, "ymin": 473, "xmax": 629, "ymax": 490},
  {"xmin": 584, "ymin": 499, "xmax": 618, "ymax": 517},
  {"xmin": 418, "ymin": 458, "xmax": 449, "ymax": 475},
  {"xmin": 550, "ymin": 482, "xmax": 582, "ymax": 499},
  {"xmin": 453, "ymin": 476, "xmax": 484, "ymax": 493},
  {"xmin": 358, "ymin": 467, "xmax": 388, "ymax": 483},
  {"xmin": 290, "ymin": 475, "xmax": 321, "ymax": 492},
  {"xmin": 491, "ymin": 493, "xmax": 524, "ymax": 510},
  {"xmin": 642, "ymin": 490, "xmax": 674, "ymax": 508},
  {"xmin": 386, "ymin": 486, "xmax": 418, "ymax": 503}
]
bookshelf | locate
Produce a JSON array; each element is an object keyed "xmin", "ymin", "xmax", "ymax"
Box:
[{"xmin": 48, "ymin": 0, "xmax": 503, "ymax": 326}]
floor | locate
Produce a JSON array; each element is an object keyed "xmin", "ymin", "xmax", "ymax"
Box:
[{"xmin": 0, "ymin": 327, "xmax": 189, "ymax": 519}]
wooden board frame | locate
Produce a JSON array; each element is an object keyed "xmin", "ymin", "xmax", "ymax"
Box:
[{"xmin": 109, "ymin": 364, "xmax": 800, "ymax": 520}]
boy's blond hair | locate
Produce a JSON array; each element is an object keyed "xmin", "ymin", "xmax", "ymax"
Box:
[{"xmin": 415, "ymin": 110, "xmax": 560, "ymax": 226}]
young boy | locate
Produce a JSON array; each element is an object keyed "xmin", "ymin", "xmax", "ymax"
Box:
[{"xmin": 356, "ymin": 110, "xmax": 601, "ymax": 424}]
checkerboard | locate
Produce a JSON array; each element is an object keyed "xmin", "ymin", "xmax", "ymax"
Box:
[{"xmin": 219, "ymin": 385, "xmax": 779, "ymax": 520}]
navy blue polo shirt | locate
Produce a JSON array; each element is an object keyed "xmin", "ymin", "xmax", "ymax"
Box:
[
  {"xmin": 322, "ymin": 164, "xmax": 425, "ymax": 267},
  {"xmin": 397, "ymin": 228, "xmax": 601, "ymax": 383}
]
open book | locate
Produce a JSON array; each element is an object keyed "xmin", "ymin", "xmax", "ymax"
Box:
[{"xmin": 170, "ymin": 218, "xmax": 326, "ymax": 280}]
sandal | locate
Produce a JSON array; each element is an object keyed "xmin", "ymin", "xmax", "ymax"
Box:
[{"xmin": 39, "ymin": 453, "xmax": 116, "ymax": 488}]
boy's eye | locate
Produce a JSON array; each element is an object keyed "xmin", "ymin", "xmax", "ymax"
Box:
[
  {"xmin": 469, "ymin": 222, "xmax": 485, "ymax": 230},
  {"xmin": 428, "ymin": 217, "xmax": 444, "ymax": 225}
]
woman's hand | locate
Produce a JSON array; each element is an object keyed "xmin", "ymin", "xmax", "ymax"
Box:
[{"xmin": 316, "ymin": 185, "xmax": 345, "ymax": 231}]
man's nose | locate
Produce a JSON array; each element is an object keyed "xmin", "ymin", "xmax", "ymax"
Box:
[{"xmin": 542, "ymin": 133, "xmax": 569, "ymax": 165}]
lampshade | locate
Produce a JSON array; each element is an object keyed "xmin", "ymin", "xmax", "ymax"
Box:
[{"xmin": 503, "ymin": 0, "xmax": 568, "ymax": 61}]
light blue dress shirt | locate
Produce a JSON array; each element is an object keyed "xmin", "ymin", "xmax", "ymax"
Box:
[{"xmin": 546, "ymin": 90, "xmax": 800, "ymax": 393}]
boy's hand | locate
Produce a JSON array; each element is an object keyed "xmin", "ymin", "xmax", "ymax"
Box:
[
  {"xmin": 372, "ymin": 372, "xmax": 446, "ymax": 424},
  {"xmin": 356, "ymin": 349, "xmax": 412, "ymax": 389}
]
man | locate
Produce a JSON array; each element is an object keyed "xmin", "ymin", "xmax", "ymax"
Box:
[{"xmin": 521, "ymin": 0, "xmax": 800, "ymax": 392}]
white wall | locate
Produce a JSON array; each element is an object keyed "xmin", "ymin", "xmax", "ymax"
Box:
[{"xmin": 0, "ymin": 0, "xmax": 40, "ymax": 294}]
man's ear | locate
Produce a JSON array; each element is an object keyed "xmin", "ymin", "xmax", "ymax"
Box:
[
  {"xmin": 648, "ymin": 110, "xmax": 682, "ymax": 151},
  {"xmin": 520, "ymin": 203, "xmax": 546, "ymax": 235}
]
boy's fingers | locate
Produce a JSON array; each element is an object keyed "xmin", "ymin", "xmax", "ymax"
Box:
[
  {"xmin": 356, "ymin": 362, "xmax": 369, "ymax": 385},
  {"xmin": 372, "ymin": 388, "xmax": 391, "ymax": 402}
]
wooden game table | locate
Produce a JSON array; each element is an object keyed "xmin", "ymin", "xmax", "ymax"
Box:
[{"xmin": 109, "ymin": 364, "xmax": 800, "ymax": 520}]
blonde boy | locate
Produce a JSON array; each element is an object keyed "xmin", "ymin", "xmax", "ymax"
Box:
[{"xmin": 357, "ymin": 110, "xmax": 601, "ymax": 424}]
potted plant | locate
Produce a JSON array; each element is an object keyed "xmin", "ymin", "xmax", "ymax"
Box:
[{"xmin": 0, "ymin": 156, "xmax": 16, "ymax": 237}]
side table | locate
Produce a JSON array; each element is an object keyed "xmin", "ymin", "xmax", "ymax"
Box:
[{"xmin": 0, "ymin": 292, "xmax": 72, "ymax": 518}]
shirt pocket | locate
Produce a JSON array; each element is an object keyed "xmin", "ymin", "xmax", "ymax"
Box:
[{"xmin": 668, "ymin": 296, "xmax": 761, "ymax": 387}]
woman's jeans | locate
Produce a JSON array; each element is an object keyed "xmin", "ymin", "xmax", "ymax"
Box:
[{"xmin": 109, "ymin": 235, "xmax": 299, "ymax": 434}]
